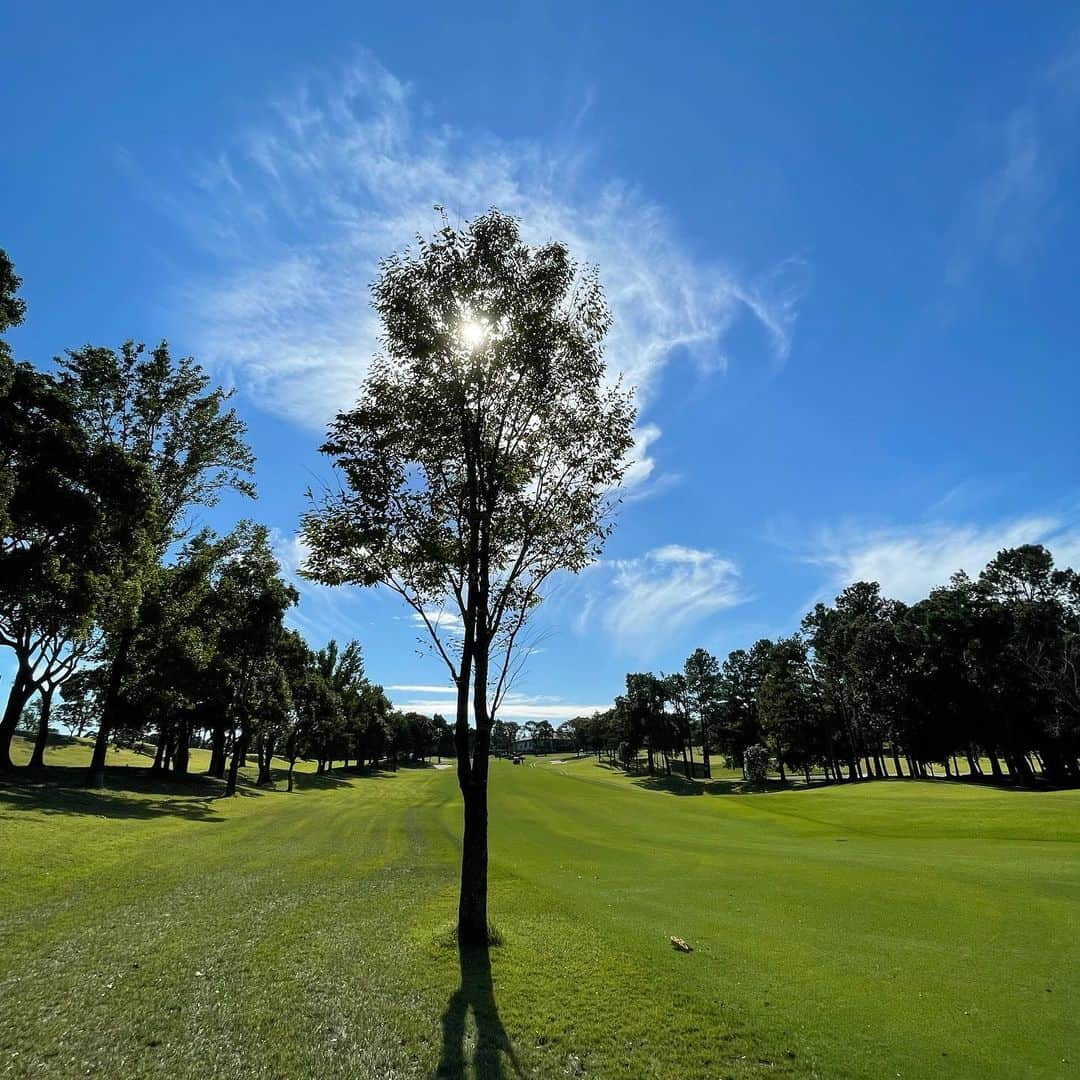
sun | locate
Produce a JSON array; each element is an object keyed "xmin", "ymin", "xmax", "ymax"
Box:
[{"xmin": 459, "ymin": 316, "xmax": 488, "ymax": 351}]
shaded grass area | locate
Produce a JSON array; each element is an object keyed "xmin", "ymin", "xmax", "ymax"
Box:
[{"xmin": 1, "ymin": 740, "xmax": 1078, "ymax": 1078}]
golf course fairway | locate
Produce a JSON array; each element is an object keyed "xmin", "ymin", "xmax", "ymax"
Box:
[{"xmin": 1, "ymin": 740, "xmax": 1077, "ymax": 1079}]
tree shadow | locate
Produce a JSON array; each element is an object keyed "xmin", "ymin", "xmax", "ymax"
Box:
[
  {"xmin": 435, "ymin": 942, "xmax": 521, "ymax": 1079},
  {"xmin": 0, "ymin": 767, "xmax": 223, "ymax": 822}
]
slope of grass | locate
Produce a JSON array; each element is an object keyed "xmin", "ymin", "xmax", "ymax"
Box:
[{"xmin": 1, "ymin": 739, "xmax": 1078, "ymax": 1078}]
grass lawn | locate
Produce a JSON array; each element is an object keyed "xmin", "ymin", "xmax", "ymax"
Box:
[{"xmin": 1, "ymin": 740, "xmax": 1078, "ymax": 1078}]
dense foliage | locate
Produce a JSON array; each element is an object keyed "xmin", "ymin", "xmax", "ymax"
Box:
[
  {"xmin": 566, "ymin": 546, "xmax": 1080, "ymax": 786},
  {"xmin": 0, "ymin": 249, "xmax": 438, "ymax": 785}
]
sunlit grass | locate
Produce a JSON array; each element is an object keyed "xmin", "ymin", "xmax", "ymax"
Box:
[{"xmin": 1, "ymin": 737, "xmax": 1077, "ymax": 1078}]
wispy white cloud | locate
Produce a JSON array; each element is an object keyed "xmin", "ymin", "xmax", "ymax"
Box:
[
  {"xmin": 391, "ymin": 694, "xmax": 610, "ymax": 723},
  {"xmin": 808, "ymin": 515, "xmax": 1080, "ymax": 603},
  {"xmin": 411, "ymin": 609, "xmax": 465, "ymax": 637},
  {"xmin": 948, "ymin": 33, "xmax": 1080, "ymax": 287},
  {"xmin": 575, "ymin": 544, "xmax": 746, "ymax": 657},
  {"xmin": 177, "ymin": 50, "xmax": 802, "ymax": 486}
]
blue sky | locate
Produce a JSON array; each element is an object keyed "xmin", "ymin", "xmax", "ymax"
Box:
[{"xmin": 4, "ymin": 2, "xmax": 1080, "ymax": 724}]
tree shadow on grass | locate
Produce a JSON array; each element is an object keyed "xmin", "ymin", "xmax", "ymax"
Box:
[
  {"xmin": 629, "ymin": 772, "xmax": 761, "ymax": 796},
  {"xmin": 436, "ymin": 941, "xmax": 521, "ymax": 1079},
  {"xmin": 0, "ymin": 766, "xmax": 224, "ymax": 822}
]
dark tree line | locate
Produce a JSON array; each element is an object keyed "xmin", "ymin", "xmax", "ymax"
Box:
[
  {"xmin": 0, "ymin": 248, "xmax": 442, "ymax": 788},
  {"xmin": 566, "ymin": 547, "xmax": 1080, "ymax": 787}
]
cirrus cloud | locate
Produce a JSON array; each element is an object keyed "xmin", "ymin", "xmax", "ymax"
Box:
[
  {"xmin": 575, "ymin": 544, "xmax": 747, "ymax": 657},
  {"xmin": 172, "ymin": 50, "xmax": 803, "ymax": 492},
  {"xmin": 808, "ymin": 514, "xmax": 1080, "ymax": 603}
]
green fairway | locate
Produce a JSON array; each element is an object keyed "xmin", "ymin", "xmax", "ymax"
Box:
[{"xmin": 1, "ymin": 740, "xmax": 1078, "ymax": 1079}]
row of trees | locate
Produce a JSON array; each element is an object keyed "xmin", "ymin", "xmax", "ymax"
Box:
[
  {"xmin": 566, "ymin": 546, "xmax": 1080, "ymax": 786},
  {"xmin": 0, "ymin": 248, "xmax": 446, "ymax": 788},
  {"xmin": 6, "ymin": 207, "xmax": 640, "ymax": 948}
]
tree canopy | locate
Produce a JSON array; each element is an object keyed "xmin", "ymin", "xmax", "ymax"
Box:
[{"xmin": 303, "ymin": 209, "xmax": 636, "ymax": 942}]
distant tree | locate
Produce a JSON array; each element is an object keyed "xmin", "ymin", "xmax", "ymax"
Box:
[
  {"xmin": 743, "ymin": 743, "xmax": 769, "ymax": 789},
  {"xmin": 116, "ymin": 530, "xmax": 237, "ymax": 776},
  {"xmin": 977, "ymin": 545, "xmax": 1080, "ymax": 783},
  {"xmin": 624, "ymin": 673, "xmax": 671, "ymax": 775},
  {"xmin": 431, "ymin": 712, "xmax": 454, "ymax": 761},
  {"xmin": 757, "ymin": 636, "xmax": 822, "ymax": 784},
  {"xmin": 491, "ymin": 719, "xmax": 513, "ymax": 757},
  {"xmin": 209, "ymin": 524, "xmax": 297, "ymax": 796},
  {"xmin": 555, "ymin": 719, "xmax": 585, "ymax": 753},
  {"xmin": 802, "ymin": 583, "xmax": 903, "ymax": 780},
  {"xmin": 54, "ymin": 673, "xmax": 98, "ymax": 739},
  {"xmin": 716, "ymin": 642, "xmax": 769, "ymax": 772},
  {"xmin": 683, "ymin": 648, "xmax": 721, "ymax": 778},
  {"xmin": 276, "ymin": 630, "xmax": 320, "ymax": 791},
  {"xmin": 302, "ymin": 209, "xmax": 635, "ymax": 944},
  {"xmin": 403, "ymin": 710, "xmax": 436, "ymax": 762},
  {"xmin": 529, "ymin": 719, "xmax": 556, "ymax": 751}
]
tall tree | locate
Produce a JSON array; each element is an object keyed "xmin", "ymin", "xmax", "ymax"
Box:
[
  {"xmin": 211, "ymin": 524, "xmax": 297, "ymax": 796},
  {"xmin": 0, "ymin": 355, "xmax": 152, "ymax": 770},
  {"xmin": 303, "ymin": 209, "xmax": 635, "ymax": 943},
  {"xmin": 683, "ymin": 648, "xmax": 721, "ymax": 779},
  {"xmin": 56, "ymin": 341, "xmax": 255, "ymax": 787}
]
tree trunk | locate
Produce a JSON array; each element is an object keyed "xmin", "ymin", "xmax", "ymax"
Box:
[
  {"xmin": 287, "ymin": 758, "xmax": 296, "ymax": 792},
  {"xmin": 208, "ymin": 721, "xmax": 226, "ymax": 778},
  {"xmin": 28, "ymin": 687, "xmax": 54, "ymax": 770},
  {"xmin": 225, "ymin": 726, "xmax": 247, "ymax": 797},
  {"xmin": 173, "ymin": 730, "xmax": 190, "ymax": 777},
  {"xmin": 256, "ymin": 733, "xmax": 275, "ymax": 786},
  {"xmin": 0, "ymin": 668, "xmax": 33, "ymax": 770},
  {"xmin": 458, "ymin": 779, "xmax": 489, "ymax": 945},
  {"xmin": 88, "ymin": 626, "xmax": 135, "ymax": 788},
  {"xmin": 151, "ymin": 739, "xmax": 165, "ymax": 771}
]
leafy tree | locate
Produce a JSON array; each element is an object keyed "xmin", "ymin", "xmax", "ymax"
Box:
[
  {"xmin": 715, "ymin": 642, "xmax": 769, "ymax": 772},
  {"xmin": 302, "ymin": 210, "xmax": 634, "ymax": 943},
  {"xmin": 757, "ymin": 636, "xmax": 822, "ymax": 783},
  {"xmin": 0, "ymin": 247, "xmax": 27, "ymax": 531},
  {"xmin": 208, "ymin": 524, "xmax": 297, "ymax": 796},
  {"xmin": 431, "ymin": 712, "xmax": 454, "ymax": 761},
  {"xmin": 743, "ymin": 743, "xmax": 769, "ymax": 789},
  {"xmin": 490, "ymin": 718, "xmax": 513, "ymax": 757},
  {"xmin": 110, "ymin": 530, "xmax": 239, "ymax": 776},
  {"xmin": 977, "ymin": 546, "xmax": 1080, "ymax": 782},
  {"xmin": 0, "ymin": 353, "xmax": 152, "ymax": 769},
  {"xmin": 802, "ymin": 584, "xmax": 904, "ymax": 780},
  {"xmin": 624, "ymin": 672, "xmax": 671, "ymax": 775},
  {"xmin": 0, "ymin": 249, "xmax": 26, "ymax": 357},
  {"xmin": 661, "ymin": 672, "xmax": 698, "ymax": 778},
  {"xmin": 683, "ymin": 647, "xmax": 721, "ymax": 778},
  {"xmin": 56, "ymin": 341, "xmax": 255, "ymax": 787}
]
